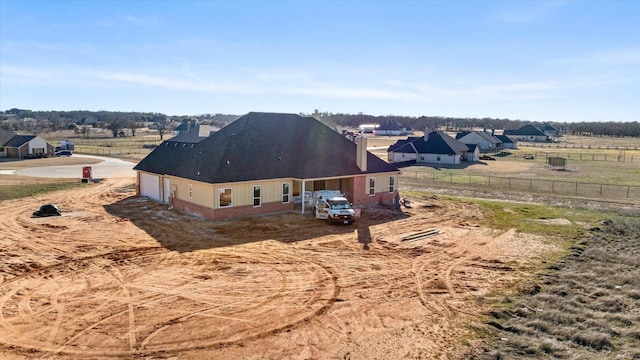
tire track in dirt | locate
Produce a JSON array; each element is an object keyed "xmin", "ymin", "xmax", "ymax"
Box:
[
  {"xmin": 1, "ymin": 178, "xmax": 559, "ymax": 359},
  {"xmin": 0, "ymin": 248, "xmax": 338, "ymax": 356}
]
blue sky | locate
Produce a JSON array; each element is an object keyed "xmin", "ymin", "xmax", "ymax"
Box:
[{"xmin": 1, "ymin": 0, "xmax": 638, "ymax": 122}]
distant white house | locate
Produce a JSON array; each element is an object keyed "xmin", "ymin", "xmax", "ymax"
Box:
[
  {"xmin": 504, "ymin": 124, "xmax": 548, "ymax": 142},
  {"xmin": 495, "ymin": 134, "xmax": 517, "ymax": 150},
  {"xmin": 0, "ymin": 128, "xmax": 52, "ymax": 158},
  {"xmin": 542, "ymin": 124, "xmax": 562, "ymax": 138},
  {"xmin": 373, "ymin": 119, "xmax": 412, "ymax": 136},
  {"xmin": 387, "ymin": 131, "xmax": 478, "ymax": 165},
  {"xmin": 455, "ymin": 130, "xmax": 502, "ymax": 153}
]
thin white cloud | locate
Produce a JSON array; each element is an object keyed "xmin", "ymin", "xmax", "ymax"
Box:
[
  {"xmin": 0, "ymin": 60, "xmax": 623, "ymax": 108},
  {"xmin": 587, "ymin": 48, "xmax": 640, "ymax": 66},
  {"xmin": 122, "ymin": 13, "xmax": 159, "ymax": 27},
  {"xmin": 495, "ymin": 1, "xmax": 568, "ymax": 23}
]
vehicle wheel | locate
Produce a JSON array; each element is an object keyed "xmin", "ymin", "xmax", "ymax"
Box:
[{"xmin": 327, "ymin": 217, "xmax": 333, "ymax": 225}]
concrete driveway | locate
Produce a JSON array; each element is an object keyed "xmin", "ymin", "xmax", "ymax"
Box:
[{"xmin": 15, "ymin": 155, "xmax": 137, "ymax": 179}]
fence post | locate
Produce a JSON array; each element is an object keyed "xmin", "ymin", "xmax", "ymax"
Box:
[
  {"xmin": 575, "ymin": 182, "xmax": 578, "ymax": 194},
  {"xmin": 552, "ymin": 181, "xmax": 555, "ymax": 193},
  {"xmin": 450, "ymin": 174, "xmax": 453, "ymax": 184},
  {"xmin": 488, "ymin": 176, "xmax": 491, "ymax": 187},
  {"xmin": 529, "ymin": 179, "xmax": 532, "ymax": 190},
  {"xmin": 627, "ymin": 186, "xmax": 630, "ymax": 198},
  {"xmin": 508, "ymin": 178, "xmax": 511, "ymax": 189},
  {"xmin": 600, "ymin": 184, "xmax": 603, "ymax": 195}
]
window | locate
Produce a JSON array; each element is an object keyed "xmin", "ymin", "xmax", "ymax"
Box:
[
  {"xmin": 420, "ymin": 154, "xmax": 425, "ymax": 160},
  {"xmin": 253, "ymin": 185, "xmax": 261, "ymax": 207},
  {"xmin": 188, "ymin": 184, "xmax": 193, "ymax": 199},
  {"xmin": 436, "ymin": 155, "xmax": 441, "ymax": 162},
  {"xmin": 389, "ymin": 176, "xmax": 395, "ymax": 192},
  {"xmin": 368, "ymin": 177, "xmax": 375, "ymax": 196},
  {"xmin": 219, "ymin": 188, "xmax": 232, "ymax": 207},
  {"xmin": 282, "ymin": 183, "xmax": 290, "ymax": 203}
]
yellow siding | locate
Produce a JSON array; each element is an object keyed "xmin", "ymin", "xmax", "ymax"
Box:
[
  {"xmin": 168, "ymin": 177, "xmax": 292, "ymax": 209},
  {"xmin": 368, "ymin": 173, "xmax": 398, "ymax": 194}
]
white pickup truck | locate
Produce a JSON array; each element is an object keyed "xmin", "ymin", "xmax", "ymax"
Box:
[{"xmin": 315, "ymin": 196, "xmax": 356, "ymax": 225}]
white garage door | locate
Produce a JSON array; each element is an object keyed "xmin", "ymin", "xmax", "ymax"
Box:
[{"xmin": 140, "ymin": 173, "xmax": 161, "ymax": 200}]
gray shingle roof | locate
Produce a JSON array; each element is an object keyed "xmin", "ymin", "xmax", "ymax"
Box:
[
  {"xmin": 495, "ymin": 134, "xmax": 514, "ymax": 144},
  {"xmin": 504, "ymin": 124, "xmax": 545, "ymax": 136},
  {"xmin": 377, "ymin": 118, "xmax": 408, "ymax": 131},
  {"xmin": 0, "ymin": 128, "xmax": 14, "ymax": 145},
  {"xmin": 134, "ymin": 112, "xmax": 399, "ymax": 183},
  {"xmin": 3, "ymin": 135, "xmax": 36, "ymax": 147},
  {"xmin": 387, "ymin": 131, "xmax": 468, "ymax": 155}
]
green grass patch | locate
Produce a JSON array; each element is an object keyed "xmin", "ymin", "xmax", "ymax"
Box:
[{"xmin": 0, "ymin": 182, "xmax": 85, "ymax": 202}]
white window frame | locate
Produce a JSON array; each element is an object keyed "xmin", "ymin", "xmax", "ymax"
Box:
[
  {"xmin": 282, "ymin": 182, "xmax": 291, "ymax": 203},
  {"xmin": 389, "ymin": 176, "xmax": 395, "ymax": 193},
  {"xmin": 218, "ymin": 187, "xmax": 233, "ymax": 208},
  {"xmin": 253, "ymin": 185, "xmax": 261, "ymax": 207},
  {"xmin": 368, "ymin": 177, "xmax": 376, "ymax": 196}
]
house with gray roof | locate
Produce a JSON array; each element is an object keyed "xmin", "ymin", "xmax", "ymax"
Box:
[
  {"xmin": 455, "ymin": 130, "xmax": 502, "ymax": 153},
  {"xmin": 387, "ymin": 131, "xmax": 478, "ymax": 165},
  {"xmin": 503, "ymin": 124, "xmax": 548, "ymax": 142},
  {"xmin": 542, "ymin": 123, "xmax": 561, "ymax": 138},
  {"xmin": 0, "ymin": 128, "xmax": 52, "ymax": 158},
  {"xmin": 373, "ymin": 118, "xmax": 412, "ymax": 136},
  {"xmin": 134, "ymin": 112, "xmax": 401, "ymax": 221}
]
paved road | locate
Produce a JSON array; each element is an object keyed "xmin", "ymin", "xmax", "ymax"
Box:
[{"xmin": 16, "ymin": 155, "xmax": 137, "ymax": 179}]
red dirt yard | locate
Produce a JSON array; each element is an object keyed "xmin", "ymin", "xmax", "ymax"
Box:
[{"xmin": 0, "ymin": 178, "xmax": 558, "ymax": 359}]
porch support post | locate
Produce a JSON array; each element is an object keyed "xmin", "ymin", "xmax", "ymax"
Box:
[{"xmin": 301, "ymin": 180, "xmax": 306, "ymax": 214}]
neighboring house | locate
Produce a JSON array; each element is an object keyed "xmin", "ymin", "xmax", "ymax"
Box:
[
  {"xmin": 173, "ymin": 121, "xmax": 217, "ymax": 138},
  {"xmin": 387, "ymin": 136, "xmax": 421, "ymax": 163},
  {"xmin": 387, "ymin": 131, "xmax": 476, "ymax": 165},
  {"xmin": 373, "ymin": 118, "xmax": 412, "ymax": 136},
  {"xmin": 503, "ymin": 124, "xmax": 548, "ymax": 142},
  {"xmin": 0, "ymin": 128, "xmax": 52, "ymax": 158},
  {"xmin": 455, "ymin": 130, "xmax": 502, "ymax": 153},
  {"xmin": 78, "ymin": 116, "xmax": 99, "ymax": 126},
  {"xmin": 464, "ymin": 144, "xmax": 480, "ymax": 162},
  {"xmin": 495, "ymin": 134, "xmax": 517, "ymax": 150},
  {"xmin": 134, "ymin": 112, "xmax": 401, "ymax": 221},
  {"xmin": 542, "ymin": 124, "xmax": 561, "ymax": 138}
]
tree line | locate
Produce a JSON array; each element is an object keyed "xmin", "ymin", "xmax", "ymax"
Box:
[
  {"xmin": 2, "ymin": 108, "xmax": 639, "ymax": 138},
  {"xmin": 309, "ymin": 110, "xmax": 640, "ymax": 137},
  {"xmin": 0, "ymin": 109, "xmax": 238, "ymax": 138}
]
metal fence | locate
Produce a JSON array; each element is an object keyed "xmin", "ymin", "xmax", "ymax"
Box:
[
  {"xmin": 74, "ymin": 146, "xmax": 153, "ymax": 156},
  {"xmin": 519, "ymin": 142, "xmax": 639, "ymax": 150},
  {"xmin": 510, "ymin": 151, "xmax": 638, "ymax": 162},
  {"xmin": 400, "ymin": 171, "xmax": 640, "ymax": 199}
]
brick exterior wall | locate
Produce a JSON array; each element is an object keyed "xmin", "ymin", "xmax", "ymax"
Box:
[
  {"xmin": 172, "ymin": 197, "xmax": 295, "ymax": 221},
  {"xmin": 350, "ymin": 175, "xmax": 398, "ymax": 208}
]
